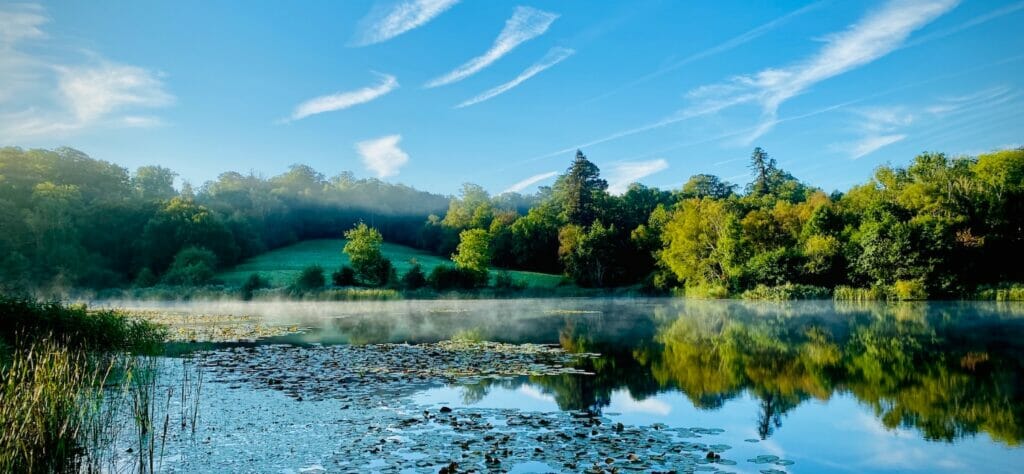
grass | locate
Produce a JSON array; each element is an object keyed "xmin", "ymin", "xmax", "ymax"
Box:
[
  {"xmin": 216, "ymin": 238, "xmax": 567, "ymax": 289},
  {"xmin": 0, "ymin": 298, "xmax": 177, "ymax": 471}
]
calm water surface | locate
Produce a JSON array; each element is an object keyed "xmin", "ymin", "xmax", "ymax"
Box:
[{"xmin": 137, "ymin": 298, "xmax": 1024, "ymax": 473}]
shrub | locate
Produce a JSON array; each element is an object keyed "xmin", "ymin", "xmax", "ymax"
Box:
[
  {"xmin": 401, "ymin": 262, "xmax": 427, "ymax": 290},
  {"xmin": 428, "ymin": 265, "xmax": 483, "ymax": 290},
  {"xmin": 741, "ymin": 283, "xmax": 831, "ymax": 300},
  {"xmin": 332, "ymin": 266, "xmax": 356, "ymax": 286},
  {"xmin": 834, "ymin": 285, "xmax": 891, "ymax": 301},
  {"xmin": 493, "ymin": 271, "xmax": 525, "ymax": 290},
  {"xmin": 133, "ymin": 267, "xmax": 158, "ymax": 288},
  {"xmin": 0, "ymin": 297, "xmax": 167, "ymax": 353},
  {"xmin": 684, "ymin": 283, "xmax": 729, "ymax": 299},
  {"xmin": 161, "ymin": 246, "xmax": 218, "ymax": 286},
  {"xmin": 241, "ymin": 273, "xmax": 268, "ymax": 300},
  {"xmin": 293, "ymin": 265, "xmax": 325, "ymax": 291},
  {"xmin": 892, "ymin": 279, "xmax": 928, "ymax": 300},
  {"xmin": 974, "ymin": 283, "xmax": 1024, "ymax": 301}
]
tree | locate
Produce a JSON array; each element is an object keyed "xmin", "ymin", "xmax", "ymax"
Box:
[
  {"xmin": 401, "ymin": 260, "xmax": 427, "ymax": 290},
  {"xmin": 680, "ymin": 174, "xmax": 736, "ymax": 200},
  {"xmin": 133, "ymin": 165, "xmax": 177, "ymax": 201},
  {"xmin": 161, "ymin": 246, "xmax": 218, "ymax": 286},
  {"xmin": 558, "ymin": 221, "xmax": 622, "ymax": 287},
  {"xmin": 343, "ymin": 223, "xmax": 391, "ymax": 286},
  {"xmin": 452, "ymin": 228, "xmax": 491, "ymax": 284},
  {"xmin": 748, "ymin": 147, "xmax": 776, "ymax": 196},
  {"xmin": 660, "ymin": 198, "xmax": 742, "ymax": 291},
  {"xmin": 293, "ymin": 264, "xmax": 325, "ymax": 291},
  {"xmin": 556, "ymin": 150, "xmax": 608, "ymax": 226}
]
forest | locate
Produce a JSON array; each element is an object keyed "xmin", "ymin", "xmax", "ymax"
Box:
[{"xmin": 1, "ymin": 145, "xmax": 1022, "ymax": 299}]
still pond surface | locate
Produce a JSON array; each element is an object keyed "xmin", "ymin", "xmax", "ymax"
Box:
[{"xmin": 129, "ymin": 298, "xmax": 1024, "ymax": 473}]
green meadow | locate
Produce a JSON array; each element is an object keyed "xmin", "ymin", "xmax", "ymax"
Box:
[{"xmin": 216, "ymin": 239, "xmax": 567, "ymax": 289}]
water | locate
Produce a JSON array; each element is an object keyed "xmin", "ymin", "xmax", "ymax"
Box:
[{"xmin": 133, "ymin": 298, "xmax": 1024, "ymax": 473}]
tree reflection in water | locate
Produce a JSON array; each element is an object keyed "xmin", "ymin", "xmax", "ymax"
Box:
[{"xmin": 332, "ymin": 299, "xmax": 1024, "ymax": 446}]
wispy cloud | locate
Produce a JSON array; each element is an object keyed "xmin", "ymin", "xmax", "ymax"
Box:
[
  {"xmin": 687, "ymin": 0, "xmax": 960, "ymax": 143},
  {"xmin": 0, "ymin": 4, "xmax": 174, "ymax": 141},
  {"xmin": 457, "ymin": 47, "xmax": 573, "ymax": 108},
  {"xmin": 838, "ymin": 106, "xmax": 913, "ymax": 159},
  {"xmin": 356, "ymin": 134, "xmax": 410, "ymax": 178},
  {"xmin": 353, "ymin": 0, "xmax": 460, "ymax": 46},
  {"xmin": 903, "ymin": 0, "xmax": 1024, "ymax": 48},
  {"xmin": 426, "ymin": 6, "xmax": 558, "ymax": 88},
  {"xmin": 58, "ymin": 63, "xmax": 173, "ymax": 123},
  {"xmin": 582, "ymin": 1, "xmax": 827, "ymax": 105},
  {"xmin": 502, "ymin": 170, "xmax": 557, "ymax": 194},
  {"xmin": 288, "ymin": 73, "xmax": 397, "ymax": 121},
  {"xmin": 606, "ymin": 159, "xmax": 669, "ymax": 194}
]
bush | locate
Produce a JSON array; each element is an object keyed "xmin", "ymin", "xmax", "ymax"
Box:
[
  {"xmin": 974, "ymin": 283, "xmax": 1024, "ymax": 301},
  {"xmin": 493, "ymin": 271, "xmax": 525, "ymax": 291},
  {"xmin": 293, "ymin": 265, "xmax": 325, "ymax": 291},
  {"xmin": 892, "ymin": 279, "xmax": 928, "ymax": 300},
  {"xmin": 684, "ymin": 283, "xmax": 729, "ymax": 299},
  {"xmin": 0, "ymin": 297, "xmax": 166, "ymax": 353},
  {"xmin": 741, "ymin": 283, "xmax": 831, "ymax": 300},
  {"xmin": 241, "ymin": 273, "xmax": 268, "ymax": 300},
  {"xmin": 161, "ymin": 246, "xmax": 218, "ymax": 286},
  {"xmin": 133, "ymin": 267, "xmax": 158, "ymax": 288},
  {"xmin": 332, "ymin": 266, "xmax": 356, "ymax": 286},
  {"xmin": 401, "ymin": 262, "xmax": 427, "ymax": 290},
  {"xmin": 428, "ymin": 265, "xmax": 483, "ymax": 290},
  {"xmin": 834, "ymin": 285, "xmax": 891, "ymax": 301}
]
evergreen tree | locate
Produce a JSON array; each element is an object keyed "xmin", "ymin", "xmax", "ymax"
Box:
[{"xmin": 558, "ymin": 150, "xmax": 608, "ymax": 226}]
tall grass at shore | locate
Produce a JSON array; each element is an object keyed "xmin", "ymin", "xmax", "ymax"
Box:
[{"xmin": 0, "ymin": 296, "xmax": 196, "ymax": 471}]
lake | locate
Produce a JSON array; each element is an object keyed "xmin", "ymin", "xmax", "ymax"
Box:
[{"xmin": 116, "ymin": 298, "xmax": 1024, "ymax": 473}]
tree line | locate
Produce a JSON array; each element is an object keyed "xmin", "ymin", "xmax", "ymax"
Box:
[
  {"xmin": 425, "ymin": 147, "xmax": 1024, "ymax": 298},
  {"xmin": 0, "ymin": 147, "xmax": 448, "ymax": 292},
  {"xmin": 2, "ymin": 145, "xmax": 1021, "ymax": 298}
]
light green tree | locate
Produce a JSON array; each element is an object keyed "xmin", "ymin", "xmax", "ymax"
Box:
[{"xmin": 452, "ymin": 228, "xmax": 491, "ymax": 281}]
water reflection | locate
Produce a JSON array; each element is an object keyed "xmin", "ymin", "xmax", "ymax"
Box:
[{"xmin": 321, "ymin": 299, "xmax": 1024, "ymax": 446}]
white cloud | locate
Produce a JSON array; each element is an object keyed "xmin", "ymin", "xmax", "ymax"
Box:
[
  {"xmin": 606, "ymin": 159, "xmax": 669, "ymax": 194},
  {"xmin": 0, "ymin": 3, "xmax": 47, "ymax": 45},
  {"xmin": 289, "ymin": 73, "xmax": 397, "ymax": 121},
  {"xmin": 426, "ymin": 6, "xmax": 558, "ymax": 88},
  {"xmin": 837, "ymin": 106, "xmax": 913, "ymax": 159},
  {"xmin": 582, "ymin": 1, "xmax": 826, "ymax": 105},
  {"xmin": 457, "ymin": 47, "xmax": 573, "ymax": 108},
  {"xmin": 0, "ymin": 4, "xmax": 174, "ymax": 141},
  {"xmin": 58, "ymin": 63, "xmax": 173, "ymax": 122},
  {"xmin": 685, "ymin": 0, "xmax": 959, "ymax": 143},
  {"xmin": 502, "ymin": 170, "xmax": 557, "ymax": 194},
  {"xmin": 353, "ymin": 0, "xmax": 460, "ymax": 46},
  {"xmin": 355, "ymin": 134, "xmax": 410, "ymax": 178},
  {"xmin": 851, "ymin": 133, "xmax": 907, "ymax": 159}
]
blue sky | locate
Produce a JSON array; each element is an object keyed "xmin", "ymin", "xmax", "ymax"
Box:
[{"xmin": 1, "ymin": 0, "xmax": 1021, "ymax": 195}]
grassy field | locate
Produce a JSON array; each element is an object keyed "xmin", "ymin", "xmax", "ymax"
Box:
[{"xmin": 216, "ymin": 239, "xmax": 567, "ymax": 289}]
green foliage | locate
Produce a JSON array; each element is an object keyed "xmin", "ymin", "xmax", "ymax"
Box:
[
  {"xmin": 428, "ymin": 265, "xmax": 483, "ymax": 290},
  {"xmin": 555, "ymin": 150, "xmax": 608, "ymax": 226},
  {"xmin": 343, "ymin": 223, "xmax": 393, "ymax": 286},
  {"xmin": 452, "ymin": 228, "xmax": 491, "ymax": 280},
  {"xmin": 892, "ymin": 279, "xmax": 928, "ymax": 301},
  {"xmin": 400, "ymin": 261, "xmax": 427, "ymax": 290},
  {"xmin": 740, "ymin": 284, "xmax": 831, "ymax": 300},
  {"xmin": 833, "ymin": 285, "xmax": 892, "ymax": 301},
  {"xmin": 660, "ymin": 198, "xmax": 741, "ymax": 289},
  {"xmin": 293, "ymin": 264, "xmax": 325, "ymax": 291},
  {"xmin": 332, "ymin": 266, "xmax": 356, "ymax": 286},
  {"xmin": 0, "ymin": 297, "xmax": 166, "ymax": 353},
  {"xmin": 160, "ymin": 246, "xmax": 218, "ymax": 286},
  {"xmin": 681, "ymin": 174, "xmax": 736, "ymax": 199},
  {"xmin": 240, "ymin": 272, "xmax": 268, "ymax": 300},
  {"xmin": 974, "ymin": 283, "xmax": 1024, "ymax": 301},
  {"xmin": 558, "ymin": 220, "xmax": 624, "ymax": 287}
]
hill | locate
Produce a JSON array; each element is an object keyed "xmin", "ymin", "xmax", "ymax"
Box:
[{"xmin": 216, "ymin": 239, "xmax": 567, "ymax": 289}]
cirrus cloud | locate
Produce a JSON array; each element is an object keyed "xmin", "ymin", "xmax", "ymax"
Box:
[
  {"xmin": 288, "ymin": 73, "xmax": 397, "ymax": 121},
  {"xmin": 353, "ymin": 0, "xmax": 460, "ymax": 46},
  {"xmin": 426, "ymin": 6, "xmax": 558, "ymax": 88},
  {"xmin": 356, "ymin": 134, "xmax": 410, "ymax": 178}
]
